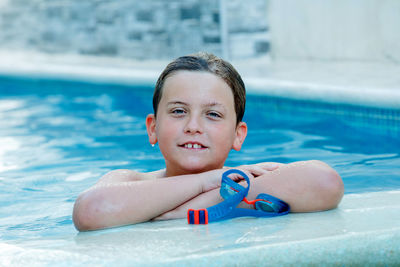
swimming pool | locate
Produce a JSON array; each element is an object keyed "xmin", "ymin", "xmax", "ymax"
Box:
[{"xmin": 1, "ymin": 75, "xmax": 399, "ymax": 265}]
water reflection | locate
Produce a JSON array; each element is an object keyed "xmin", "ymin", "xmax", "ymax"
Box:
[
  {"xmin": 0, "ymin": 136, "xmax": 21, "ymax": 172},
  {"xmin": 0, "ymin": 84, "xmax": 156, "ymax": 241}
]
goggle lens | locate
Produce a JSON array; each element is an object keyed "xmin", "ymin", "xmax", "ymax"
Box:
[{"xmin": 255, "ymin": 200, "xmax": 279, "ymax": 213}]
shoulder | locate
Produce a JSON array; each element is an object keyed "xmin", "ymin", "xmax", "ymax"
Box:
[{"xmin": 96, "ymin": 169, "xmax": 166, "ymax": 184}]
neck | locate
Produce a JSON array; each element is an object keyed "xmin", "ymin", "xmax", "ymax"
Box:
[
  {"xmin": 165, "ymin": 164, "xmax": 223, "ymax": 178},
  {"xmin": 165, "ymin": 167, "xmax": 202, "ymax": 178}
]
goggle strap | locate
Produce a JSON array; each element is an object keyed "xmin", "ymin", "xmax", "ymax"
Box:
[
  {"xmin": 220, "ymin": 175, "xmax": 247, "ymax": 199},
  {"xmin": 187, "ymin": 169, "xmax": 291, "ymax": 225},
  {"xmin": 187, "ymin": 209, "xmax": 208, "ymax": 224}
]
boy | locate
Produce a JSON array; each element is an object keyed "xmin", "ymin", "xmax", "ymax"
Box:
[{"xmin": 73, "ymin": 52, "xmax": 344, "ymax": 231}]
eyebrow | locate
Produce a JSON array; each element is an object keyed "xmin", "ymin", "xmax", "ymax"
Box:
[
  {"xmin": 167, "ymin": 101, "xmax": 188, "ymax": 107},
  {"xmin": 167, "ymin": 101, "xmax": 226, "ymax": 110},
  {"xmin": 203, "ymin": 102, "xmax": 226, "ymax": 111}
]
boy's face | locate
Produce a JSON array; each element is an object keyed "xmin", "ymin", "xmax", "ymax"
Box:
[{"xmin": 146, "ymin": 70, "xmax": 247, "ymax": 177}]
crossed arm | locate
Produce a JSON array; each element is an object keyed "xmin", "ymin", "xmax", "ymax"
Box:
[{"xmin": 72, "ymin": 160, "xmax": 344, "ymax": 231}]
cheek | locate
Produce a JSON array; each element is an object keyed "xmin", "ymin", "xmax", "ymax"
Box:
[
  {"xmin": 208, "ymin": 123, "xmax": 236, "ymax": 144},
  {"xmin": 156, "ymin": 118, "xmax": 179, "ymax": 142}
]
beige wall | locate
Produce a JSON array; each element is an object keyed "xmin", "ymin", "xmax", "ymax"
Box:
[{"xmin": 268, "ymin": 0, "xmax": 400, "ymax": 63}]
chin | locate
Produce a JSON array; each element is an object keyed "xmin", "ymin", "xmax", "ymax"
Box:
[{"xmin": 181, "ymin": 162, "xmax": 221, "ymax": 174}]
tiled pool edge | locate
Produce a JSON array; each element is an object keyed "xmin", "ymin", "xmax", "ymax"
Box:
[
  {"xmin": 246, "ymin": 77, "xmax": 400, "ymax": 110},
  {"xmin": 2, "ymin": 68, "xmax": 399, "ymax": 114},
  {"xmin": 1, "ymin": 190, "xmax": 399, "ymax": 266},
  {"xmin": 166, "ymin": 190, "xmax": 400, "ymax": 266},
  {"xmin": 3, "ymin": 62, "xmax": 400, "ymax": 137}
]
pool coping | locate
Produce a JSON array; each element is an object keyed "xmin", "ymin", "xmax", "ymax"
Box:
[
  {"xmin": 1, "ymin": 190, "xmax": 399, "ymax": 266},
  {"xmin": 1, "ymin": 51, "xmax": 400, "ymax": 109}
]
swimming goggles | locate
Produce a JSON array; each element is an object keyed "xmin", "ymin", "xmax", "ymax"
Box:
[{"xmin": 188, "ymin": 169, "xmax": 290, "ymax": 224}]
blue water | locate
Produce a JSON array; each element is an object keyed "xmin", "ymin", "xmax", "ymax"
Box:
[{"xmin": 0, "ymin": 76, "xmax": 399, "ymax": 242}]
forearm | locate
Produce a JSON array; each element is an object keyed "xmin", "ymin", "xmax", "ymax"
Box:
[
  {"xmin": 155, "ymin": 160, "xmax": 344, "ymax": 220},
  {"xmin": 246, "ymin": 160, "xmax": 344, "ymax": 212},
  {"xmin": 73, "ymin": 169, "xmax": 225, "ymax": 231}
]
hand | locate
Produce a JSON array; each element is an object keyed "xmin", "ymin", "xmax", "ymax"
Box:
[
  {"xmin": 201, "ymin": 163, "xmax": 282, "ymax": 193},
  {"xmin": 235, "ymin": 162, "xmax": 283, "ymax": 178},
  {"xmin": 201, "ymin": 169, "xmax": 247, "ymax": 193}
]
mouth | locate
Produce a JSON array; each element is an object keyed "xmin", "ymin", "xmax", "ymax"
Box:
[{"xmin": 179, "ymin": 142, "xmax": 208, "ymax": 150}]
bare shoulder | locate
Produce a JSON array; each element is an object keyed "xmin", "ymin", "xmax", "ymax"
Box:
[{"xmin": 97, "ymin": 169, "xmax": 166, "ymax": 184}]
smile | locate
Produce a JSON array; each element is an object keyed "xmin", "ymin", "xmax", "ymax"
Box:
[{"xmin": 180, "ymin": 142, "xmax": 207, "ymax": 149}]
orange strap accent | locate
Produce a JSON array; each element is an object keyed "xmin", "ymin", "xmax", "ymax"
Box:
[
  {"xmin": 243, "ymin": 197, "xmax": 272, "ymax": 205},
  {"xmin": 187, "ymin": 209, "xmax": 208, "ymax": 224}
]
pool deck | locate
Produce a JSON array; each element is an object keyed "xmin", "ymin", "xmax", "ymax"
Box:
[
  {"xmin": 1, "ymin": 51, "xmax": 400, "ymax": 109},
  {"xmin": 1, "ymin": 190, "xmax": 399, "ymax": 266}
]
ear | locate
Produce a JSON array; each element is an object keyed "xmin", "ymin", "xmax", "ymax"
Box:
[
  {"xmin": 232, "ymin": 121, "xmax": 247, "ymax": 151},
  {"xmin": 146, "ymin": 114, "xmax": 158, "ymax": 145}
]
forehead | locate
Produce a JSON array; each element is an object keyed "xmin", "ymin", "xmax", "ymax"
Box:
[{"xmin": 161, "ymin": 71, "xmax": 234, "ymax": 105}]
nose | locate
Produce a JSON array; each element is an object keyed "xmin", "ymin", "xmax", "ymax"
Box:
[{"xmin": 184, "ymin": 114, "xmax": 203, "ymax": 134}]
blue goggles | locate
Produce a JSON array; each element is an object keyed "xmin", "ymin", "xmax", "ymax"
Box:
[{"xmin": 188, "ymin": 169, "xmax": 290, "ymax": 224}]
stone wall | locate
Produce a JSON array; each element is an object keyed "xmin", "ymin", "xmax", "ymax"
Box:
[
  {"xmin": 268, "ymin": 0, "xmax": 400, "ymax": 63},
  {"xmin": 0, "ymin": 0, "xmax": 269, "ymax": 60}
]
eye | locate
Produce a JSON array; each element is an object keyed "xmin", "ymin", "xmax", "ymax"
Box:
[
  {"xmin": 207, "ymin": 111, "xmax": 222, "ymax": 119},
  {"xmin": 170, "ymin": 108, "xmax": 186, "ymax": 116}
]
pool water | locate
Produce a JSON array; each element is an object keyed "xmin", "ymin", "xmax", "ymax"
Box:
[{"xmin": 0, "ymin": 75, "xmax": 400, "ymax": 244}]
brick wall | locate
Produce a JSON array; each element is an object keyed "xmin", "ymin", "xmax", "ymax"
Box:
[{"xmin": 0, "ymin": 0, "xmax": 269, "ymax": 60}]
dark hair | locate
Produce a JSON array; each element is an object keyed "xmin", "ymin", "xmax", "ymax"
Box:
[{"xmin": 152, "ymin": 52, "xmax": 246, "ymax": 125}]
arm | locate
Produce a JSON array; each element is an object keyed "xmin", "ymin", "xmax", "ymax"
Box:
[
  {"xmin": 154, "ymin": 160, "xmax": 344, "ymax": 220},
  {"xmin": 72, "ymin": 168, "xmax": 239, "ymax": 231}
]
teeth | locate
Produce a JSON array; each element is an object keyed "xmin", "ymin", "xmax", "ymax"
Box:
[{"xmin": 184, "ymin": 143, "xmax": 202, "ymax": 149}]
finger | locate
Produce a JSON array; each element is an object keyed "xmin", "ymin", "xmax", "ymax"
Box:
[
  {"xmin": 248, "ymin": 166, "xmax": 269, "ymax": 177},
  {"xmin": 237, "ymin": 169, "xmax": 255, "ymax": 179},
  {"xmin": 228, "ymin": 169, "xmax": 254, "ymax": 180}
]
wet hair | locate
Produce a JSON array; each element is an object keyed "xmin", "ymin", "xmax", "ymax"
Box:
[{"xmin": 152, "ymin": 52, "xmax": 246, "ymax": 125}]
